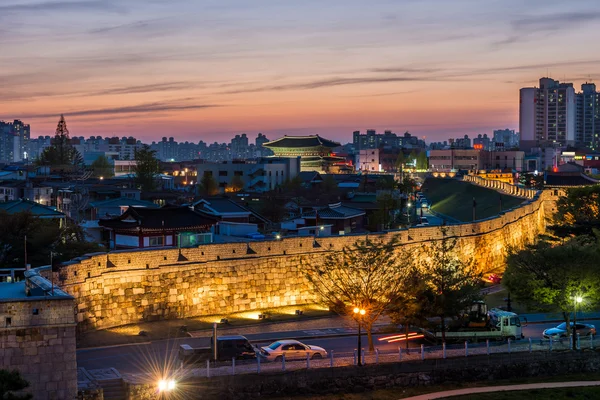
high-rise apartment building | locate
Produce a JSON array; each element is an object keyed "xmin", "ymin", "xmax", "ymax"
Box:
[
  {"xmin": 576, "ymin": 83, "xmax": 600, "ymax": 150},
  {"xmin": 0, "ymin": 120, "xmax": 30, "ymax": 163},
  {"xmin": 519, "ymin": 78, "xmax": 576, "ymax": 149}
]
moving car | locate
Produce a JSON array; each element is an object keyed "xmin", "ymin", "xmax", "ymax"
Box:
[
  {"xmin": 259, "ymin": 340, "xmax": 327, "ymax": 362},
  {"xmin": 179, "ymin": 335, "xmax": 257, "ymax": 365},
  {"xmin": 543, "ymin": 322, "xmax": 596, "ymax": 339}
]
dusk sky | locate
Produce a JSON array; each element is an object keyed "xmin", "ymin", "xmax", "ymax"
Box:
[{"xmin": 1, "ymin": 0, "xmax": 600, "ymax": 144}]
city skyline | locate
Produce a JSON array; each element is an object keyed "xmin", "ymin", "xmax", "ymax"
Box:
[{"xmin": 2, "ymin": 0, "xmax": 600, "ymax": 142}]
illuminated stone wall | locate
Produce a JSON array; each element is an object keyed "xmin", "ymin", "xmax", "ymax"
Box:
[{"xmin": 56, "ymin": 190, "xmax": 557, "ymax": 332}]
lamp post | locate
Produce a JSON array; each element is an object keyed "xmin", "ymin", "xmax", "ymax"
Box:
[
  {"xmin": 353, "ymin": 307, "xmax": 366, "ymax": 366},
  {"xmin": 407, "ymin": 202, "xmax": 412, "ymax": 226},
  {"xmin": 573, "ymin": 295, "xmax": 583, "ymax": 350}
]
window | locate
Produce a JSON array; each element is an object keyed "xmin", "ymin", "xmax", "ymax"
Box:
[
  {"xmin": 5, "ymin": 317, "xmax": 11, "ymax": 327},
  {"xmin": 149, "ymin": 236, "xmax": 164, "ymax": 247},
  {"xmin": 219, "ymin": 171, "xmax": 228, "ymax": 177},
  {"xmin": 282, "ymin": 344, "xmax": 294, "ymax": 351}
]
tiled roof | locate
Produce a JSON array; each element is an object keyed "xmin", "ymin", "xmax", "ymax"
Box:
[
  {"xmin": 545, "ymin": 173, "xmax": 600, "ymax": 187},
  {"xmin": 90, "ymin": 197, "xmax": 159, "ymax": 208},
  {"xmin": 263, "ymin": 135, "xmax": 340, "ymax": 149},
  {"xmin": 193, "ymin": 198, "xmax": 251, "ymax": 215},
  {"xmin": 297, "ymin": 171, "xmax": 323, "ymax": 183},
  {"xmin": 0, "ymin": 199, "xmax": 64, "ymax": 218},
  {"xmin": 303, "ymin": 204, "xmax": 365, "ymax": 220},
  {"xmin": 98, "ymin": 206, "xmax": 217, "ymax": 231}
]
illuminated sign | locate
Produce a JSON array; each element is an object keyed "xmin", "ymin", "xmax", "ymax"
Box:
[{"xmin": 473, "ymin": 144, "xmax": 483, "ymax": 150}]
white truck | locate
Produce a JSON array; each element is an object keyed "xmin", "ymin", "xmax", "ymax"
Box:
[{"xmin": 423, "ymin": 308, "xmax": 525, "ymax": 343}]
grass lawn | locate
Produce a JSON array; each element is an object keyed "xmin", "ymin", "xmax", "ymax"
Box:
[
  {"xmin": 76, "ymin": 304, "xmax": 332, "ymax": 349},
  {"xmin": 421, "ymin": 178, "xmax": 524, "ymax": 222},
  {"xmin": 270, "ymin": 372, "xmax": 600, "ymax": 400},
  {"xmin": 454, "ymin": 386, "xmax": 600, "ymax": 400}
]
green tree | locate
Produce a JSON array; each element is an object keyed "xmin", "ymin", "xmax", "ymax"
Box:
[
  {"xmin": 503, "ymin": 237, "xmax": 600, "ymax": 348},
  {"xmin": 395, "ymin": 151, "xmax": 405, "ymax": 172},
  {"xmin": 305, "ymin": 238, "xmax": 416, "ymax": 350},
  {"xmin": 552, "ymin": 185, "xmax": 600, "ymax": 237},
  {"xmin": 0, "ymin": 211, "xmax": 103, "ymax": 269},
  {"xmin": 416, "ymin": 152, "xmax": 428, "ymax": 170},
  {"xmin": 133, "ymin": 145, "xmax": 160, "ymax": 193},
  {"xmin": 373, "ymin": 193, "xmax": 399, "ymax": 230},
  {"xmin": 0, "ymin": 369, "xmax": 32, "ymax": 400},
  {"xmin": 420, "ymin": 229, "xmax": 482, "ymax": 341},
  {"xmin": 407, "ymin": 150, "xmax": 418, "ymax": 167},
  {"xmin": 199, "ymin": 174, "xmax": 219, "ymax": 196},
  {"xmin": 90, "ymin": 155, "xmax": 114, "ymax": 178},
  {"xmin": 37, "ymin": 115, "xmax": 83, "ymax": 168},
  {"xmin": 230, "ymin": 175, "xmax": 245, "ymax": 192}
]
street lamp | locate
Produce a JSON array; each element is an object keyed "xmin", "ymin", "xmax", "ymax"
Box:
[
  {"xmin": 158, "ymin": 378, "xmax": 176, "ymax": 393},
  {"xmin": 407, "ymin": 202, "xmax": 412, "ymax": 226},
  {"xmin": 573, "ymin": 295, "xmax": 583, "ymax": 350},
  {"xmin": 353, "ymin": 307, "xmax": 366, "ymax": 366}
]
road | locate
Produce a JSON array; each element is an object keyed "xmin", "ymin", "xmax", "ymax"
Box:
[{"xmin": 76, "ymin": 319, "xmax": 600, "ymax": 376}]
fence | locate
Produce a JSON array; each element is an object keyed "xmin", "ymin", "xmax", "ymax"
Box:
[{"xmin": 123, "ymin": 334, "xmax": 598, "ymax": 383}]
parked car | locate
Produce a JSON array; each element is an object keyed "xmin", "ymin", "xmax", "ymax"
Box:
[
  {"xmin": 259, "ymin": 340, "xmax": 327, "ymax": 362},
  {"xmin": 543, "ymin": 322, "xmax": 596, "ymax": 339}
]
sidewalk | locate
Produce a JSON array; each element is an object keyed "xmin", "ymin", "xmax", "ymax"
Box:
[
  {"xmin": 401, "ymin": 380, "xmax": 600, "ymax": 400},
  {"xmin": 521, "ymin": 311, "xmax": 600, "ymax": 324}
]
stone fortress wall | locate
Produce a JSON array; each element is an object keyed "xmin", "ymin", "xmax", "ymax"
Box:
[
  {"xmin": 0, "ymin": 270, "xmax": 77, "ymax": 399},
  {"xmin": 53, "ymin": 183, "xmax": 563, "ymax": 333}
]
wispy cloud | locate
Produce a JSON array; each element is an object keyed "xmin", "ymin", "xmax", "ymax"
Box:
[
  {"xmin": 19, "ymin": 100, "xmax": 223, "ymax": 119},
  {"xmin": 92, "ymin": 82, "xmax": 192, "ymax": 96},
  {"xmin": 0, "ymin": 0, "xmax": 124, "ymax": 14}
]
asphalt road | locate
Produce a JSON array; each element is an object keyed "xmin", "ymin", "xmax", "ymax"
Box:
[{"xmin": 76, "ymin": 319, "xmax": 600, "ymax": 376}]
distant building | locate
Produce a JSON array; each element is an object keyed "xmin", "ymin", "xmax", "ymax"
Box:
[
  {"xmin": 263, "ymin": 135, "xmax": 344, "ymax": 173},
  {"xmin": 576, "ymin": 83, "xmax": 600, "ymax": 150},
  {"xmin": 356, "ymin": 149, "xmax": 382, "ymax": 172},
  {"xmin": 0, "ymin": 120, "xmax": 30, "ymax": 163},
  {"xmin": 520, "ymin": 77, "xmax": 576, "ymax": 149},
  {"xmin": 352, "ymin": 130, "xmax": 424, "ymax": 151},
  {"xmin": 429, "ymin": 149, "xmax": 525, "ymax": 172},
  {"xmin": 195, "ymin": 157, "xmax": 300, "ymax": 193},
  {"xmin": 493, "ymin": 129, "xmax": 519, "ymax": 149},
  {"xmin": 473, "ymin": 134, "xmax": 491, "ymax": 150}
]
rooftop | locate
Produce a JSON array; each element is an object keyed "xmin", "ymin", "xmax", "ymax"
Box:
[
  {"xmin": 193, "ymin": 197, "xmax": 251, "ymax": 215},
  {"xmin": 263, "ymin": 135, "xmax": 340, "ymax": 149},
  {"xmin": 0, "ymin": 199, "xmax": 65, "ymax": 218},
  {"xmin": 0, "ymin": 281, "xmax": 27, "ymax": 299},
  {"xmin": 99, "ymin": 205, "xmax": 218, "ymax": 231}
]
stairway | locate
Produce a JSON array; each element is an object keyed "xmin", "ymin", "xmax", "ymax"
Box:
[{"xmin": 97, "ymin": 378, "xmax": 126, "ymax": 400}]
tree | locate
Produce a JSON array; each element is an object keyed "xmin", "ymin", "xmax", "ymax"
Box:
[
  {"xmin": 305, "ymin": 237, "xmax": 416, "ymax": 350},
  {"xmin": 388, "ymin": 270, "xmax": 431, "ymax": 349},
  {"xmin": 0, "ymin": 211, "xmax": 103, "ymax": 269},
  {"xmin": 199, "ymin": 174, "xmax": 219, "ymax": 196},
  {"xmin": 37, "ymin": 115, "xmax": 83, "ymax": 169},
  {"xmin": 518, "ymin": 172, "xmax": 544, "ymax": 190},
  {"xmin": 419, "ymin": 229, "xmax": 483, "ymax": 341},
  {"xmin": 395, "ymin": 152, "xmax": 405, "ymax": 172},
  {"xmin": 373, "ymin": 193, "xmax": 399, "ymax": 230},
  {"xmin": 230, "ymin": 175, "xmax": 245, "ymax": 192},
  {"xmin": 552, "ymin": 185, "xmax": 600, "ymax": 237},
  {"xmin": 416, "ymin": 152, "xmax": 428, "ymax": 170},
  {"xmin": 0, "ymin": 369, "xmax": 32, "ymax": 400},
  {"xmin": 90, "ymin": 155, "xmax": 114, "ymax": 178},
  {"xmin": 133, "ymin": 145, "xmax": 160, "ymax": 193},
  {"xmin": 503, "ymin": 237, "xmax": 600, "ymax": 347},
  {"xmin": 407, "ymin": 150, "xmax": 418, "ymax": 167}
]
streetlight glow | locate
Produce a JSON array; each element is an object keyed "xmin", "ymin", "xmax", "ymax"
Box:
[
  {"xmin": 360, "ymin": 309, "xmax": 366, "ymax": 315},
  {"xmin": 353, "ymin": 307, "xmax": 360, "ymax": 314},
  {"xmin": 576, "ymin": 296, "xmax": 583, "ymax": 303},
  {"xmin": 158, "ymin": 379, "xmax": 176, "ymax": 392}
]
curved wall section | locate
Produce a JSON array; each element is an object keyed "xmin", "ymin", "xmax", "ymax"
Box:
[{"xmin": 56, "ymin": 190, "xmax": 559, "ymax": 331}]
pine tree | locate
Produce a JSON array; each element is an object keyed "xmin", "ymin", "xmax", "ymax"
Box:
[{"xmin": 133, "ymin": 145, "xmax": 160, "ymax": 193}]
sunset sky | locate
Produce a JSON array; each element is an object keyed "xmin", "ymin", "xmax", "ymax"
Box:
[{"xmin": 1, "ymin": 0, "xmax": 600, "ymax": 144}]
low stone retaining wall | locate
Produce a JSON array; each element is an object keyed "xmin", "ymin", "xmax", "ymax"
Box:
[{"xmin": 127, "ymin": 350, "xmax": 600, "ymax": 399}]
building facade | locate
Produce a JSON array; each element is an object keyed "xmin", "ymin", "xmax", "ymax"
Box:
[
  {"xmin": 520, "ymin": 77, "xmax": 576, "ymax": 149},
  {"xmin": 576, "ymin": 83, "xmax": 600, "ymax": 150},
  {"xmin": 0, "ymin": 120, "xmax": 30, "ymax": 163}
]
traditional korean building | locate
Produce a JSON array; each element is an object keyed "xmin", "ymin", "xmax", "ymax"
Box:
[
  {"xmin": 262, "ymin": 135, "xmax": 346, "ymax": 172},
  {"xmin": 99, "ymin": 205, "xmax": 217, "ymax": 249}
]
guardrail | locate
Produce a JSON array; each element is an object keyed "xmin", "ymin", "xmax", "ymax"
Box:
[{"xmin": 123, "ymin": 334, "xmax": 597, "ymax": 382}]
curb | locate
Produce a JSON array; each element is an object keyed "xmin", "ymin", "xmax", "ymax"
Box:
[{"xmin": 77, "ymin": 341, "xmax": 152, "ymax": 352}]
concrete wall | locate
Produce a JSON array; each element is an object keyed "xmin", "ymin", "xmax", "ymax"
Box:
[
  {"xmin": 53, "ymin": 187, "xmax": 558, "ymax": 332},
  {"xmin": 0, "ymin": 295, "xmax": 77, "ymax": 399}
]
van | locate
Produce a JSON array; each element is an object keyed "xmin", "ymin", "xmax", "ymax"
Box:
[{"xmin": 179, "ymin": 335, "xmax": 257, "ymax": 365}]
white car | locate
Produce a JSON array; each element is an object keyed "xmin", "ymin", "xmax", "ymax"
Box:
[{"xmin": 259, "ymin": 340, "xmax": 327, "ymax": 362}]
